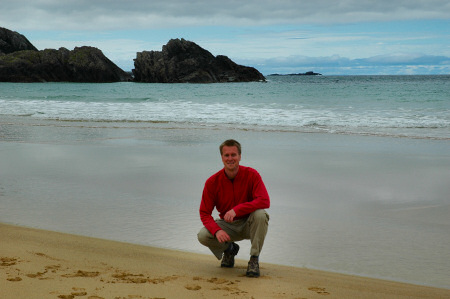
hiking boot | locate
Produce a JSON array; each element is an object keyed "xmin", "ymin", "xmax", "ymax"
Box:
[
  {"xmin": 221, "ymin": 242, "xmax": 239, "ymax": 268},
  {"xmin": 246, "ymin": 256, "xmax": 260, "ymax": 277}
]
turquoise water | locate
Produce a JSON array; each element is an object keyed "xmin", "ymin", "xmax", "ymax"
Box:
[{"xmin": 1, "ymin": 75, "xmax": 449, "ymax": 139}]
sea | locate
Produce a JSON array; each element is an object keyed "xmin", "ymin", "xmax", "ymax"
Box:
[
  {"xmin": 1, "ymin": 75, "xmax": 449, "ymax": 288},
  {"xmin": 1, "ymin": 75, "xmax": 449, "ymax": 140}
]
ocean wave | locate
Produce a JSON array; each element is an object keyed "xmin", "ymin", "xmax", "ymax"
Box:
[
  {"xmin": 1, "ymin": 76, "xmax": 448, "ymax": 140},
  {"xmin": 1, "ymin": 114, "xmax": 448, "ymax": 140}
]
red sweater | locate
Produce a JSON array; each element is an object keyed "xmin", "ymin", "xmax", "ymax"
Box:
[{"xmin": 200, "ymin": 165, "xmax": 270, "ymax": 236}]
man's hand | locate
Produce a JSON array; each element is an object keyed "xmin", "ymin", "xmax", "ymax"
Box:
[
  {"xmin": 224, "ymin": 209, "xmax": 236, "ymax": 223},
  {"xmin": 215, "ymin": 230, "xmax": 231, "ymax": 243}
]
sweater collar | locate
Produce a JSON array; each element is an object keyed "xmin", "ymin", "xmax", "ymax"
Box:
[{"xmin": 222, "ymin": 165, "xmax": 245, "ymax": 181}]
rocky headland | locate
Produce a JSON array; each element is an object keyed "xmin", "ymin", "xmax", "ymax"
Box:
[
  {"xmin": 0, "ymin": 27, "xmax": 37, "ymax": 54},
  {"xmin": 133, "ymin": 38, "xmax": 265, "ymax": 83},
  {"xmin": 1, "ymin": 28, "xmax": 265, "ymax": 83},
  {"xmin": 0, "ymin": 27, "xmax": 131, "ymax": 82}
]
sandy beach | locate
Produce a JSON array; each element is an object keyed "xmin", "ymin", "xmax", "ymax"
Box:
[{"xmin": 1, "ymin": 223, "xmax": 449, "ymax": 299}]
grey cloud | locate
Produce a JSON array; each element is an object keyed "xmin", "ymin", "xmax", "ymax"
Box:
[
  {"xmin": 239, "ymin": 54, "xmax": 450, "ymax": 75},
  {"xmin": 294, "ymin": 54, "xmax": 449, "ymax": 67},
  {"xmin": 355, "ymin": 54, "xmax": 450, "ymax": 66},
  {"xmin": 2, "ymin": 0, "xmax": 450, "ymax": 30}
]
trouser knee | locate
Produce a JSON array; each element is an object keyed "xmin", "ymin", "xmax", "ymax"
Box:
[
  {"xmin": 249, "ymin": 209, "xmax": 269, "ymax": 224},
  {"xmin": 197, "ymin": 227, "xmax": 214, "ymax": 245}
]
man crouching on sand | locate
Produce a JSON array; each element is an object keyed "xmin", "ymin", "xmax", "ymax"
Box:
[{"xmin": 197, "ymin": 139, "xmax": 270, "ymax": 277}]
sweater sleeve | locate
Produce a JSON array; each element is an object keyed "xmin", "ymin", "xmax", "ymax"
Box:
[
  {"xmin": 233, "ymin": 170, "xmax": 270, "ymax": 217},
  {"xmin": 199, "ymin": 181, "xmax": 222, "ymax": 236}
]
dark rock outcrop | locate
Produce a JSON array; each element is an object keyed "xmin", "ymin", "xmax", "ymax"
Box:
[
  {"xmin": 0, "ymin": 27, "xmax": 131, "ymax": 82},
  {"xmin": 0, "ymin": 46, "xmax": 132, "ymax": 82},
  {"xmin": 0, "ymin": 27, "xmax": 37, "ymax": 54},
  {"xmin": 133, "ymin": 38, "xmax": 265, "ymax": 83}
]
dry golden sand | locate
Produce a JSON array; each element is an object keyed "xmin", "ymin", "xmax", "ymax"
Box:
[{"xmin": 1, "ymin": 223, "xmax": 448, "ymax": 299}]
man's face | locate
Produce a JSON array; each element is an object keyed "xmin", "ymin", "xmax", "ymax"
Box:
[{"xmin": 221, "ymin": 145, "xmax": 241, "ymax": 172}]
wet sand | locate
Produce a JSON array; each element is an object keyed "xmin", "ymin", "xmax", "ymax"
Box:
[
  {"xmin": 1, "ymin": 223, "xmax": 449, "ymax": 299},
  {"xmin": 1, "ymin": 121, "xmax": 449, "ymax": 288}
]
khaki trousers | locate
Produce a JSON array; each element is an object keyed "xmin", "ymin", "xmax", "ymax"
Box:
[{"xmin": 197, "ymin": 209, "xmax": 269, "ymax": 260}]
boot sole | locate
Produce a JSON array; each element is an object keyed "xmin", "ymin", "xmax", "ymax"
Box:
[{"xmin": 246, "ymin": 271, "xmax": 260, "ymax": 278}]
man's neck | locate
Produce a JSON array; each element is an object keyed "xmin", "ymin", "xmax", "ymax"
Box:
[{"xmin": 225, "ymin": 166, "xmax": 239, "ymax": 180}]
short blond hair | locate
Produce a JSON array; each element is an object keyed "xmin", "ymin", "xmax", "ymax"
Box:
[{"xmin": 220, "ymin": 139, "xmax": 241, "ymax": 155}]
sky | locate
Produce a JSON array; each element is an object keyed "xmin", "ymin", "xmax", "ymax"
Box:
[{"xmin": 1, "ymin": 0, "xmax": 449, "ymax": 75}]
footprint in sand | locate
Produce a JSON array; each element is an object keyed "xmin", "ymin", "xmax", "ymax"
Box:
[
  {"xmin": 71, "ymin": 287, "xmax": 88, "ymax": 296},
  {"xmin": 207, "ymin": 277, "xmax": 230, "ymax": 284},
  {"xmin": 57, "ymin": 287, "xmax": 89, "ymax": 298},
  {"xmin": 111, "ymin": 272, "xmax": 148, "ymax": 284},
  {"xmin": 308, "ymin": 286, "xmax": 330, "ymax": 295},
  {"xmin": 110, "ymin": 271, "xmax": 179, "ymax": 285},
  {"xmin": 46, "ymin": 264, "xmax": 61, "ymax": 272},
  {"xmin": 62, "ymin": 270, "xmax": 100, "ymax": 278},
  {"xmin": 1, "ymin": 257, "xmax": 19, "ymax": 266},
  {"xmin": 148, "ymin": 275, "xmax": 179, "ymax": 284},
  {"xmin": 26, "ymin": 264, "xmax": 61, "ymax": 280},
  {"xmin": 26, "ymin": 271, "xmax": 46, "ymax": 278},
  {"xmin": 193, "ymin": 276, "xmax": 246, "ymax": 295},
  {"xmin": 185, "ymin": 284, "xmax": 202, "ymax": 290}
]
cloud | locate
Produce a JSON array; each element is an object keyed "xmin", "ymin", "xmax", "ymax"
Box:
[
  {"xmin": 362, "ymin": 54, "xmax": 450, "ymax": 65},
  {"xmin": 2, "ymin": 0, "xmax": 450, "ymax": 30},
  {"xmin": 2, "ymin": 1, "xmax": 448, "ymax": 75},
  {"xmin": 239, "ymin": 54, "xmax": 450, "ymax": 75}
]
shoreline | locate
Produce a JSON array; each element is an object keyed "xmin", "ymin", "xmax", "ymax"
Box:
[{"xmin": 1, "ymin": 223, "xmax": 448, "ymax": 299}]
